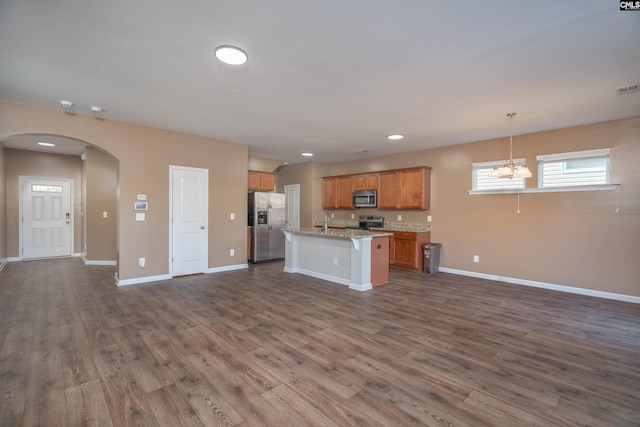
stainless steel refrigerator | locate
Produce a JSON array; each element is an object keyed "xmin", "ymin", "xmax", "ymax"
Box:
[{"xmin": 248, "ymin": 192, "xmax": 286, "ymax": 263}]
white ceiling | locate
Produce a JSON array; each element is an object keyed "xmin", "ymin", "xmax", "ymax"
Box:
[{"xmin": 1, "ymin": 1, "xmax": 638, "ymax": 163}]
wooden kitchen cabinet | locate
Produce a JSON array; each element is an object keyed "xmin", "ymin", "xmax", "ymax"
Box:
[
  {"xmin": 377, "ymin": 166, "xmax": 430, "ymax": 210},
  {"xmin": 248, "ymin": 171, "xmax": 275, "ymax": 191},
  {"xmin": 322, "ymin": 176, "xmax": 354, "ymax": 209},
  {"xmin": 377, "ymin": 171, "xmax": 399, "ymax": 209},
  {"xmin": 389, "ymin": 231, "xmax": 431, "ymax": 271},
  {"xmin": 322, "ymin": 177, "xmax": 337, "ymax": 209},
  {"xmin": 352, "ymin": 173, "xmax": 378, "ymax": 191}
]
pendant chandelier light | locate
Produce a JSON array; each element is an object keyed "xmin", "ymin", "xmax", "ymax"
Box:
[{"xmin": 489, "ymin": 112, "xmax": 532, "ymax": 179}]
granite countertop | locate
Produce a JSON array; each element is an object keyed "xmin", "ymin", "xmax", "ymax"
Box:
[
  {"xmin": 285, "ymin": 227, "xmax": 393, "ymax": 238},
  {"xmin": 312, "ymin": 220, "xmax": 431, "ymax": 232}
]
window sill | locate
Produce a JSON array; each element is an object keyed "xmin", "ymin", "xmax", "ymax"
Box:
[{"xmin": 468, "ymin": 184, "xmax": 618, "ymax": 195}]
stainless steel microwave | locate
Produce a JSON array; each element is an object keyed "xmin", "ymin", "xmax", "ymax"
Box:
[{"xmin": 352, "ymin": 190, "xmax": 377, "ymax": 208}]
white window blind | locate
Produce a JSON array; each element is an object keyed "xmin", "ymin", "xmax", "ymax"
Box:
[
  {"xmin": 472, "ymin": 160, "xmax": 526, "ymax": 191},
  {"xmin": 537, "ymin": 149, "xmax": 610, "ymax": 188}
]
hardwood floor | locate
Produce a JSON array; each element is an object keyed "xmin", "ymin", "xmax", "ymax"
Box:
[{"xmin": 1, "ymin": 258, "xmax": 639, "ymax": 426}]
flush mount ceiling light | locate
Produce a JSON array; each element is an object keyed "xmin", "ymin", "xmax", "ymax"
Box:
[
  {"xmin": 90, "ymin": 106, "xmax": 103, "ymax": 112},
  {"xmin": 301, "ymin": 152, "xmax": 314, "ymax": 157},
  {"xmin": 37, "ymin": 141, "xmax": 56, "ymax": 147},
  {"xmin": 60, "ymin": 100, "xmax": 73, "ymax": 108},
  {"xmin": 214, "ymin": 45, "xmax": 248, "ymax": 65},
  {"xmin": 387, "ymin": 134, "xmax": 404, "ymax": 141},
  {"xmin": 489, "ymin": 112, "xmax": 532, "ymax": 179}
]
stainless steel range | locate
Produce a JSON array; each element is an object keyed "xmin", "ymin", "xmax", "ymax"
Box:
[{"xmin": 345, "ymin": 215, "xmax": 384, "ymax": 231}]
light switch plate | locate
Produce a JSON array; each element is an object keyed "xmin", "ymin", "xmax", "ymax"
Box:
[
  {"xmin": 230, "ymin": 213, "xmax": 235, "ymax": 220},
  {"xmin": 103, "ymin": 211, "xmax": 108, "ymax": 219},
  {"xmin": 136, "ymin": 213, "xmax": 145, "ymax": 221},
  {"xmin": 397, "ymin": 214, "xmax": 402, "ymax": 221},
  {"xmin": 427, "ymin": 215, "xmax": 432, "ymax": 222}
]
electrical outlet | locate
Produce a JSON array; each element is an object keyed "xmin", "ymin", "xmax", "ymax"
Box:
[
  {"xmin": 427, "ymin": 215, "xmax": 432, "ymax": 222},
  {"xmin": 351, "ymin": 213, "xmax": 355, "ymax": 219},
  {"xmin": 230, "ymin": 213, "xmax": 235, "ymax": 220},
  {"xmin": 473, "ymin": 255, "xmax": 479, "ymax": 263},
  {"xmin": 397, "ymin": 214, "xmax": 402, "ymax": 221},
  {"xmin": 103, "ymin": 211, "xmax": 108, "ymax": 219},
  {"xmin": 229, "ymin": 249, "xmax": 235, "ymax": 256},
  {"xmin": 138, "ymin": 257, "xmax": 145, "ymax": 267},
  {"xmin": 331, "ymin": 213, "xmax": 334, "ymax": 219}
]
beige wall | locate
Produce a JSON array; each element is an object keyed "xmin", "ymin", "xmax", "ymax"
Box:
[
  {"xmin": 5, "ymin": 149, "xmax": 83, "ymax": 257},
  {"xmin": 275, "ymin": 161, "xmax": 329, "ymax": 228},
  {"xmin": 0, "ymin": 146, "xmax": 6, "ymax": 259},
  {"xmin": 248, "ymin": 155, "xmax": 283, "ymax": 173},
  {"xmin": 0, "ymin": 101, "xmax": 249, "ymax": 281},
  {"xmin": 85, "ymin": 147, "xmax": 118, "ymax": 261},
  {"xmin": 280, "ymin": 117, "xmax": 640, "ymax": 297}
]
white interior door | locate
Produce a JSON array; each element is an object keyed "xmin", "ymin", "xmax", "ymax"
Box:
[
  {"xmin": 21, "ymin": 177, "xmax": 72, "ymax": 259},
  {"xmin": 284, "ymin": 184, "xmax": 300, "ymax": 228},
  {"xmin": 170, "ymin": 166, "xmax": 208, "ymax": 276}
]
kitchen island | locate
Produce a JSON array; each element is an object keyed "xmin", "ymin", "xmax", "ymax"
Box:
[{"xmin": 283, "ymin": 228, "xmax": 392, "ymax": 291}]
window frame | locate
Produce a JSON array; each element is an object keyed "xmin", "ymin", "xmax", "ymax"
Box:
[
  {"xmin": 469, "ymin": 148, "xmax": 617, "ymax": 195},
  {"xmin": 537, "ymin": 148, "xmax": 611, "ymax": 189},
  {"xmin": 471, "ymin": 159, "xmax": 527, "ymax": 192}
]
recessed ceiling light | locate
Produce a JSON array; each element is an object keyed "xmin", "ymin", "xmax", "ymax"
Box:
[
  {"xmin": 37, "ymin": 141, "xmax": 56, "ymax": 147},
  {"xmin": 301, "ymin": 152, "xmax": 314, "ymax": 157},
  {"xmin": 90, "ymin": 106, "xmax": 103, "ymax": 112},
  {"xmin": 214, "ymin": 45, "xmax": 248, "ymax": 65},
  {"xmin": 387, "ymin": 134, "xmax": 404, "ymax": 140}
]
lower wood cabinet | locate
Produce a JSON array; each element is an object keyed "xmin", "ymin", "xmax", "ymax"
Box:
[{"xmin": 388, "ymin": 231, "xmax": 430, "ymax": 271}]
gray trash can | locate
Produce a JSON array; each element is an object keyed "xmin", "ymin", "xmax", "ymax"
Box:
[{"xmin": 423, "ymin": 243, "xmax": 441, "ymax": 273}]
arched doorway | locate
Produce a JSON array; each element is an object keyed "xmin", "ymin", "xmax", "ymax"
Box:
[{"xmin": 1, "ymin": 133, "xmax": 119, "ymax": 269}]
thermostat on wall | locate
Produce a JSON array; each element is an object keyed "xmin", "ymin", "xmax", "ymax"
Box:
[
  {"xmin": 137, "ymin": 194, "xmax": 147, "ymax": 200},
  {"xmin": 134, "ymin": 202, "xmax": 148, "ymax": 211}
]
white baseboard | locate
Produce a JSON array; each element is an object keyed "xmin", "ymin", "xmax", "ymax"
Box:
[
  {"xmin": 0, "ymin": 258, "xmax": 6, "ymax": 272},
  {"xmin": 117, "ymin": 274, "xmax": 172, "ymax": 287},
  {"xmin": 7, "ymin": 257, "xmax": 21, "ymax": 262},
  {"xmin": 349, "ymin": 282, "xmax": 373, "ymax": 292},
  {"xmin": 206, "ymin": 263, "xmax": 248, "ymax": 274},
  {"xmin": 73, "ymin": 252, "xmax": 82, "ymax": 257},
  {"xmin": 439, "ymin": 267, "xmax": 640, "ymax": 304},
  {"xmin": 285, "ymin": 267, "xmax": 350, "ymax": 286},
  {"xmin": 81, "ymin": 255, "xmax": 117, "ymax": 266}
]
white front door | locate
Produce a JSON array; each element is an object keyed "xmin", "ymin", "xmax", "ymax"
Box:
[
  {"xmin": 21, "ymin": 177, "xmax": 73, "ymax": 259},
  {"xmin": 170, "ymin": 166, "xmax": 208, "ymax": 276},
  {"xmin": 285, "ymin": 184, "xmax": 300, "ymax": 228}
]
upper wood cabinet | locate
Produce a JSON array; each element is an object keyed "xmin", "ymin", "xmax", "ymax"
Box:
[
  {"xmin": 248, "ymin": 171, "xmax": 275, "ymax": 191},
  {"xmin": 322, "ymin": 177, "xmax": 337, "ymax": 209},
  {"xmin": 322, "ymin": 176, "xmax": 354, "ymax": 209},
  {"xmin": 352, "ymin": 173, "xmax": 378, "ymax": 191},
  {"xmin": 378, "ymin": 166, "xmax": 430, "ymax": 210},
  {"xmin": 323, "ymin": 166, "xmax": 429, "ymax": 210}
]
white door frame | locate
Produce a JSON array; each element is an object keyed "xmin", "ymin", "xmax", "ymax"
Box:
[
  {"xmin": 19, "ymin": 176, "xmax": 74, "ymax": 260},
  {"xmin": 169, "ymin": 165, "xmax": 209, "ymax": 277}
]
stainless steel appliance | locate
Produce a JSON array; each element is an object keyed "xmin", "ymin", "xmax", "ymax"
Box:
[
  {"xmin": 248, "ymin": 192, "xmax": 286, "ymax": 262},
  {"xmin": 345, "ymin": 215, "xmax": 384, "ymax": 230},
  {"xmin": 352, "ymin": 190, "xmax": 377, "ymax": 208}
]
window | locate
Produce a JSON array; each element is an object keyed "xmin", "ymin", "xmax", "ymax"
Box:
[
  {"xmin": 537, "ymin": 149, "xmax": 610, "ymax": 188},
  {"xmin": 32, "ymin": 184, "xmax": 63, "ymax": 193},
  {"xmin": 472, "ymin": 159, "xmax": 526, "ymax": 191}
]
